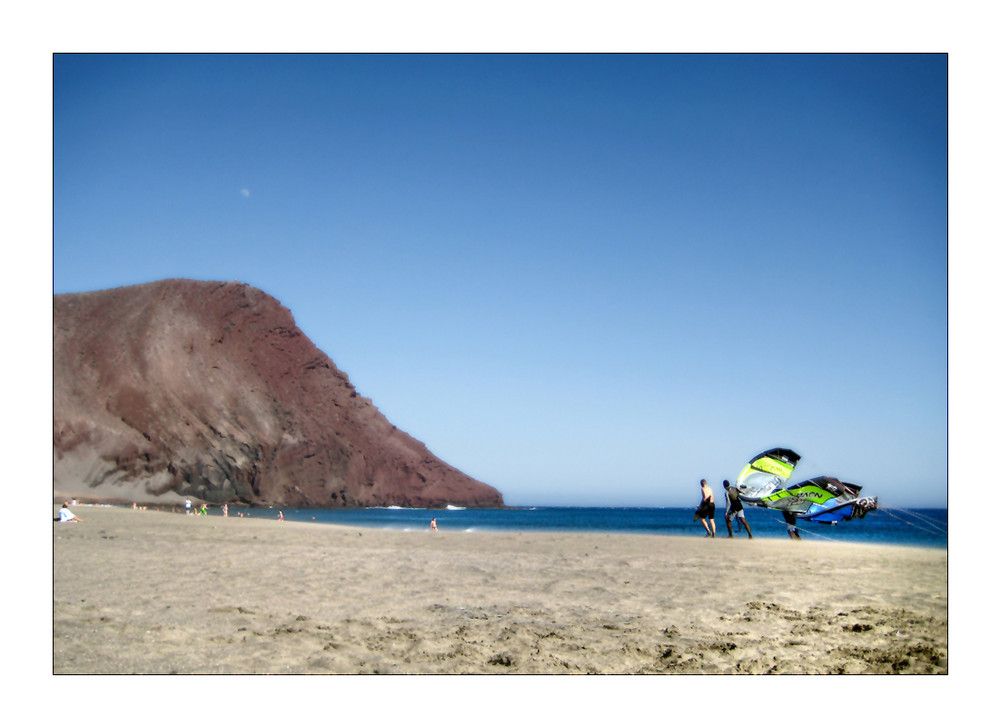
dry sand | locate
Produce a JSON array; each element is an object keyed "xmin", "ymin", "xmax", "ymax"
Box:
[{"xmin": 52, "ymin": 505, "xmax": 946, "ymax": 675}]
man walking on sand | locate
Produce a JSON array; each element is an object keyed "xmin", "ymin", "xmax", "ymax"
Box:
[
  {"xmin": 696, "ymin": 479, "xmax": 716, "ymax": 537},
  {"xmin": 723, "ymin": 480, "xmax": 752, "ymax": 538}
]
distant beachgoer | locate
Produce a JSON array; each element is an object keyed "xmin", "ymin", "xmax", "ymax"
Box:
[
  {"xmin": 199, "ymin": 503, "xmax": 208, "ymax": 516},
  {"xmin": 278, "ymin": 510, "xmax": 284, "ymax": 521},
  {"xmin": 430, "ymin": 518, "xmax": 438, "ymax": 531},
  {"xmin": 185, "ymin": 499, "xmax": 192, "ymax": 515},
  {"xmin": 58, "ymin": 503, "xmax": 82, "ymax": 523},
  {"xmin": 696, "ymin": 479, "xmax": 716, "ymax": 537},
  {"xmin": 782, "ymin": 510, "xmax": 801, "ymax": 540},
  {"xmin": 222, "ymin": 504, "xmax": 228, "ymax": 517},
  {"xmin": 723, "ymin": 480, "xmax": 752, "ymax": 539}
]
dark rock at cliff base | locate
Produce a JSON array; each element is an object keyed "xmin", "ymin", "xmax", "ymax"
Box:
[{"xmin": 53, "ymin": 279, "xmax": 504, "ymax": 509}]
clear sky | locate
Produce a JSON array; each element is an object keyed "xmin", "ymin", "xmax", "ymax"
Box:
[{"xmin": 53, "ymin": 53, "xmax": 947, "ymax": 508}]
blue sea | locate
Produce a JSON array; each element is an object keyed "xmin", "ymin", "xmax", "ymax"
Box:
[{"xmin": 220, "ymin": 505, "xmax": 947, "ymax": 549}]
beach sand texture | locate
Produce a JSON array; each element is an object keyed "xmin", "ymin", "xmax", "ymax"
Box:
[{"xmin": 53, "ymin": 506, "xmax": 946, "ymax": 674}]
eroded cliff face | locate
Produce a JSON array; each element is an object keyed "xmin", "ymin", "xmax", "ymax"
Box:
[{"xmin": 53, "ymin": 279, "xmax": 504, "ymax": 508}]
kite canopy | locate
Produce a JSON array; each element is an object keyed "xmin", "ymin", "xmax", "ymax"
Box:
[
  {"xmin": 734, "ymin": 448, "xmax": 879, "ymax": 525},
  {"xmin": 734, "ymin": 448, "xmax": 801, "ymax": 504},
  {"xmin": 759, "ymin": 476, "xmax": 878, "ymax": 523}
]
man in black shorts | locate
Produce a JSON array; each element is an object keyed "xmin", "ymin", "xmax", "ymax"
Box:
[
  {"xmin": 696, "ymin": 479, "xmax": 716, "ymax": 537},
  {"xmin": 723, "ymin": 480, "xmax": 753, "ymax": 539}
]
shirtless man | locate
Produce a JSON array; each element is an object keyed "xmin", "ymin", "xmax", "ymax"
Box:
[{"xmin": 697, "ymin": 479, "xmax": 716, "ymax": 538}]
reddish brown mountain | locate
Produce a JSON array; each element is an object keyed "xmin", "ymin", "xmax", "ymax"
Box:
[{"xmin": 53, "ymin": 279, "xmax": 504, "ymax": 509}]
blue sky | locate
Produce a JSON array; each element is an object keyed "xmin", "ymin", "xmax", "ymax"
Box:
[{"xmin": 53, "ymin": 53, "xmax": 947, "ymax": 508}]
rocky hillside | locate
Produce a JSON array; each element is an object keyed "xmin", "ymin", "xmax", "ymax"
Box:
[{"xmin": 53, "ymin": 279, "xmax": 504, "ymax": 509}]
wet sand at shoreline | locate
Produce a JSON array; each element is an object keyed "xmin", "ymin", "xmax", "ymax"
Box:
[{"xmin": 52, "ymin": 505, "xmax": 946, "ymax": 674}]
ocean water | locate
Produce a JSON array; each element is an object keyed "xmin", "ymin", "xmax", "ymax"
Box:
[{"xmin": 220, "ymin": 505, "xmax": 947, "ymax": 549}]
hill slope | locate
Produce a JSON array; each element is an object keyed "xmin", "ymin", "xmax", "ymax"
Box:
[{"xmin": 53, "ymin": 279, "xmax": 504, "ymax": 508}]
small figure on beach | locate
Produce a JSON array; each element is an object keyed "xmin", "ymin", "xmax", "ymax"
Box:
[
  {"xmin": 723, "ymin": 480, "xmax": 752, "ymax": 539},
  {"xmin": 430, "ymin": 518, "xmax": 438, "ymax": 531},
  {"xmin": 278, "ymin": 510, "xmax": 284, "ymax": 521},
  {"xmin": 185, "ymin": 499, "xmax": 192, "ymax": 515},
  {"xmin": 783, "ymin": 510, "xmax": 801, "ymax": 540},
  {"xmin": 222, "ymin": 503, "xmax": 228, "ymax": 517},
  {"xmin": 695, "ymin": 479, "xmax": 716, "ymax": 537},
  {"xmin": 58, "ymin": 502, "xmax": 82, "ymax": 523}
]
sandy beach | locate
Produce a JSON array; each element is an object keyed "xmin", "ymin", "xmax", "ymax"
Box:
[{"xmin": 52, "ymin": 505, "xmax": 946, "ymax": 675}]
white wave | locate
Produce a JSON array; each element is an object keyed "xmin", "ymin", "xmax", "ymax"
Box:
[{"xmin": 446, "ymin": 505, "xmax": 466, "ymax": 510}]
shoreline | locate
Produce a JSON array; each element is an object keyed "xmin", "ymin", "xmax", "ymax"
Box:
[
  {"xmin": 55, "ymin": 501, "xmax": 947, "ymax": 550},
  {"xmin": 53, "ymin": 505, "xmax": 947, "ymax": 674},
  {"xmin": 61, "ymin": 501, "xmax": 948, "ymax": 550}
]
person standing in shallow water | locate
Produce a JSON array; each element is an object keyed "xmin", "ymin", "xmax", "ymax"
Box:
[
  {"xmin": 723, "ymin": 480, "xmax": 752, "ymax": 539},
  {"xmin": 697, "ymin": 479, "xmax": 716, "ymax": 537}
]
